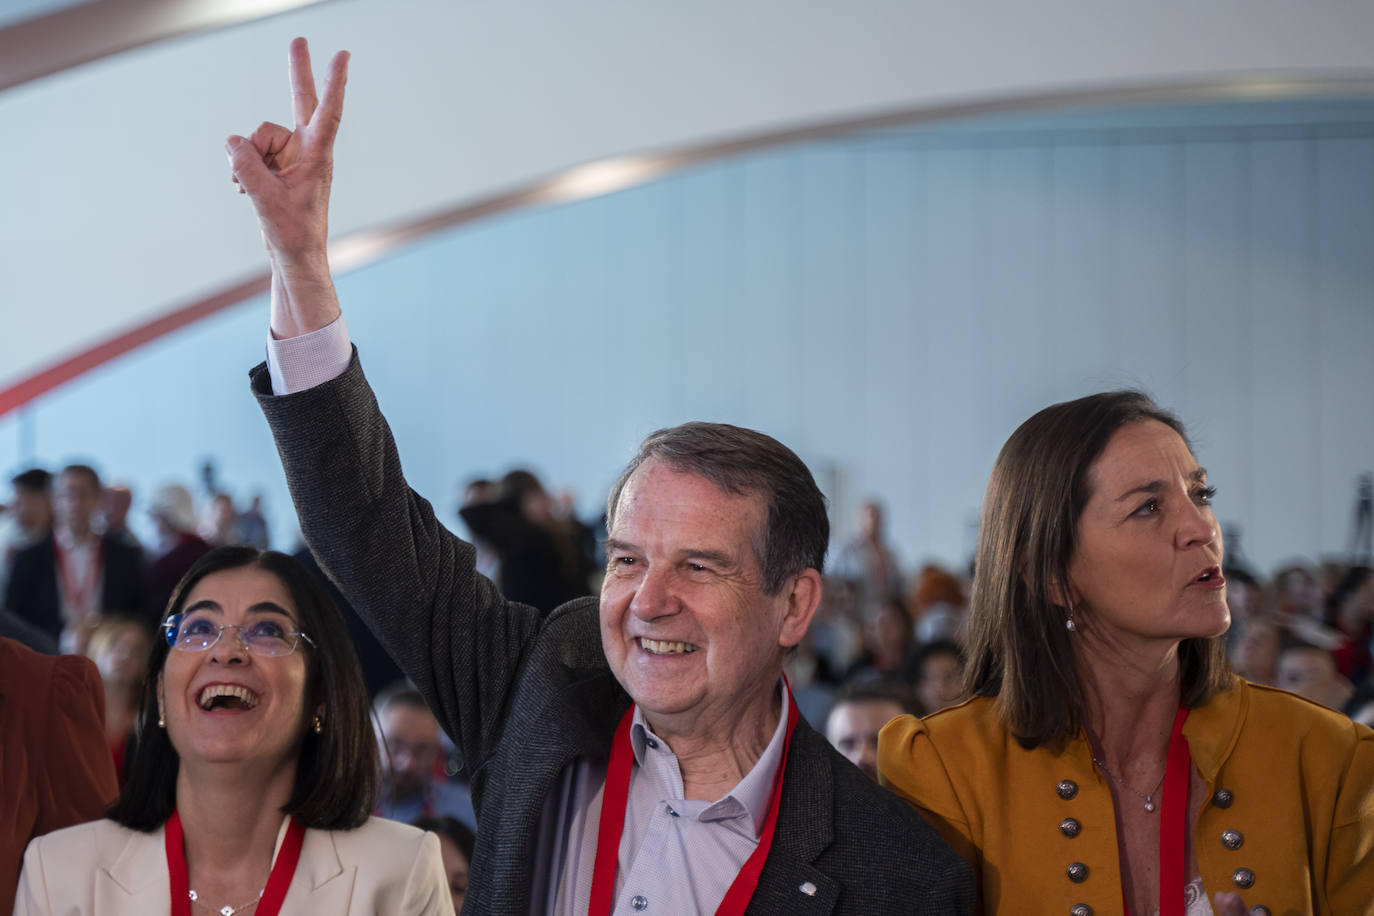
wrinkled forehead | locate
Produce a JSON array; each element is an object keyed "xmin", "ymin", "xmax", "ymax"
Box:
[{"xmin": 614, "ymin": 458, "xmax": 769, "ymax": 530}]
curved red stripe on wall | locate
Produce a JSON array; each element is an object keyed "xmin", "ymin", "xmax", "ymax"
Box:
[{"xmin": 0, "ymin": 275, "xmax": 270, "ymax": 418}]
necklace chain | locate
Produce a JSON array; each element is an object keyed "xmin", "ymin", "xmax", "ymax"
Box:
[
  {"xmin": 1091, "ymin": 754, "xmax": 1165, "ymax": 813},
  {"xmin": 188, "ymin": 888, "xmax": 263, "ymax": 916}
]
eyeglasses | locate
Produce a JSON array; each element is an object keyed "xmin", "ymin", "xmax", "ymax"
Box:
[{"xmin": 162, "ymin": 611, "xmax": 315, "ymax": 657}]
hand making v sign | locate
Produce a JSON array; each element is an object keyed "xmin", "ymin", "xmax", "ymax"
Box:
[{"xmin": 226, "ymin": 37, "xmax": 349, "ymax": 339}]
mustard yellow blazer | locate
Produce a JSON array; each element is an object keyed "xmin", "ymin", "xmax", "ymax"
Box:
[{"xmin": 878, "ymin": 679, "xmax": 1374, "ymax": 916}]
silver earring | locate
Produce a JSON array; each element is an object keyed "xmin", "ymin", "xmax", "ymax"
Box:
[
  {"xmin": 158, "ymin": 712, "xmax": 166, "ymax": 728},
  {"xmin": 1065, "ymin": 599, "xmax": 1077, "ymax": 632},
  {"xmin": 312, "ymin": 715, "xmax": 323, "ymax": 734}
]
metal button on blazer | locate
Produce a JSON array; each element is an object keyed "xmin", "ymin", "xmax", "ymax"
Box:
[
  {"xmin": 1057, "ymin": 779, "xmax": 1078, "ymax": 800},
  {"xmin": 1066, "ymin": 862, "xmax": 1088, "ymax": 883},
  {"xmin": 1070, "ymin": 904, "xmax": 1092, "ymax": 916},
  {"xmin": 1212, "ymin": 788, "xmax": 1234, "ymax": 808},
  {"xmin": 1221, "ymin": 829, "xmax": 1244, "ymax": 850},
  {"xmin": 1059, "ymin": 817, "xmax": 1081, "ymax": 838},
  {"xmin": 1233, "ymin": 867, "xmax": 1255, "ymax": 889}
]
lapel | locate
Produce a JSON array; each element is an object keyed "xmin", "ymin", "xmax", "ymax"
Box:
[
  {"xmin": 746, "ymin": 720, "xmax": 839, "ymax": 915},
  {"xmin": 286, "ymin": 827, "xmax": 357, "ymax": 913},
  {"xmin": 98, "ymin": 825, "xmax": 170, "ymax": 916}
]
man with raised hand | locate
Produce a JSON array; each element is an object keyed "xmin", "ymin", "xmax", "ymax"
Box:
[{"xmin": 229, "ymin": 38, "xmax": 971, "ymax": 915}]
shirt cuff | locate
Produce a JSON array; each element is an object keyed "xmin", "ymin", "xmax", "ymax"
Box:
[{"xmin": 265, "ymin": 316, "xmax": 353, "ymax": 396}]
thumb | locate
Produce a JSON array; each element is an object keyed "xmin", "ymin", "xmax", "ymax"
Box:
[{"xmin": 225, "ymin": 135, "xmax": 275, "ymax": 198}]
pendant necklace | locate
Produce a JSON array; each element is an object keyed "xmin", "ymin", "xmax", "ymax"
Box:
[
  {"xmin": 1092, "ymin": 753, "xmax": 1166, "ymax": 813},
  {"xmin": 188, "ymin": 888, "xmax": 262, "ymax": 916}
]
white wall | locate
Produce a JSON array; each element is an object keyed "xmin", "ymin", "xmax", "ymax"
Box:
[
  {"xmin": 4, "ymin": 102, "xmax": 1370, "ymax": 577},
  {"xmin": 2, "ymin": 0, "xmax": 1373, "ymax": 395}
]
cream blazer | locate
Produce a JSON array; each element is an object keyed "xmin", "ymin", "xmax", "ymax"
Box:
[{"xmin": 13, "ymin": 816, "xmax": 453, "ymax": 916}]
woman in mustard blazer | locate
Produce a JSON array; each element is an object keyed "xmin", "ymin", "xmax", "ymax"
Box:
[
  {"xmin": 15, "ymin": 548, "xmax": 451, "ymax": 915},
  {"xmin": 879, "ymin": 392, "xmax": 1373, "ymax": 916}
]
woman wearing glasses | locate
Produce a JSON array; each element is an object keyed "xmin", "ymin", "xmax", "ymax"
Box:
[{"xmin": 14, "ymin": 547, "xmax": 452, "ymax": 915}]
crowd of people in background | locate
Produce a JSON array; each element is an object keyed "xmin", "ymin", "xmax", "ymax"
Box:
[{"xmin": 4, "ymin": 461, "xmax": 1370, "ymax": 801}]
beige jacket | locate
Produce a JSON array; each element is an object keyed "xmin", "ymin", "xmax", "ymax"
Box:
[
  {"xmin": 879, "ymin": 679, "xmax": 1374, "ymax": 916},
  {"xmin": 14, "ymin": 815, "xmax": 452, "ymax": 916}
]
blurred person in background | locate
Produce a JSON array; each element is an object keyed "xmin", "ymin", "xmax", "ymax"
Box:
[
  {"xmin": 1219, "ymin": 566, "xmax": 1262, "ymax": 639},
  {"xmin": 825, "ymin": 682, "xmax": 913, "ymax": 781},
  {"xmin": 1324, "ymin": 565, "xmax": 1373, "ymax": 684},
  {"xmin": 910, "ymin": 565, "xmax": 967, "ymax": 645},
  {"xmin": 84, "ymin": 616, "xmax": 154, "ymax": 783},
  {"xmin": 374, "ymin": 683, "xmax": 476, "ymax": 832},
  {"xmin": 832, "ymin": 500, "xmax": 903, "ymax": 607},
  {"xmin": 847, "ymin": 593, "xmax": 915, "ymax": 683},
  {"xmin": 1276, "ymin": 639, "xmax": 1354, "ymax": 712},
  {"xmin": 144, "ymin": 484, "xmax": 214, "ymax": 625},
  {"xmin": 458, "ymin": 470, "xmax": 567, "ymax": 613},
  {"xmin": 201, "ymin": 491, "xmax": 243, "ymax": 547},
  {"xmin": 412, "ymin": 816, "xmax": 475, "ymax": 914},
  {"xmin": 1227, "ymin": 616, "xmax": 1281, "ymax": 687},
  {"xmin": 238, "ymin": 494, "xmax": 272, "ymax": 550},
  {"xmin": 5, "ymin": 465, "xmax": 143, "ymax": 653},
  {"xmin": 98, "ymin": 484, "xmax": 141, "ymax": 551},
  {"xmin": 0, "ymin": 470, "xmax": 53, "ymax": 601},
  {"xmin": 1, "ymin": 634, "xmax": 119, "ymax": 915},
  {"xmin": 909, "ymin": 640, "xmax": 965, "ymax": 716}
]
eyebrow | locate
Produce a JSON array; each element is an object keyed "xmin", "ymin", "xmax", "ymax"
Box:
[
  {"xmin": 1113, "ymin": 467, "xmax": 1208, "ymax": 502},
  {"xmin": 181, "ymin": 599, "xmax": 296, "ymax": 621},
  {"xmin": 603, "ymin": 539, "xmax": 740, "ymax": 569}
]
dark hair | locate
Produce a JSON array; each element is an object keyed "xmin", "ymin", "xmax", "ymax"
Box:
[
  {"xmin": 11, "ymin": 468, "xmax": 51, "ymax": 493},
  {"xmin": 109, "ymin": 547, "xmax": 378, "ymax": 831},
  {"xmin": 606, "ymin": 422, "xmax": 828, "ymax": 594},
  {"xmin": 60, "ymin": 463, "xmax": 101, "ymax": 490},
  {"xmin": 830, "ymin": 679, "xmax": 918, "ymax": 716},
  {"xmin": 412, "ymin": 815, "xmax": 476, "ymax": 865},
  {"xmin": 964, "ymin": 390, "xmax": 1233, "ymax": 749},
  {"xmin": 1324, "ymin": 565, "xmax": 1372, "ymax": 629},
  {"xmin": 911, "ymin": 639, "xmax": 965, "ymax": 677}
]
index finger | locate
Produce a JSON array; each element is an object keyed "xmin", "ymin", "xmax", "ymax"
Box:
[
  {"xmin": 309, "ymin": 49, "xmax": 350, "ymax": 149},
  {"xmin": 288, "ymin": 36, "xmax": 318, "ymax": 128}
]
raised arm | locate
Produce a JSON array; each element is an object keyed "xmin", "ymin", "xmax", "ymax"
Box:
[
  {"xmin": 231, "ymin": 40, "xmax": 545, "ymax": 776},
  {"xmin": 226, "ymin": 37, "xmax": 347, "ymax": 339}
]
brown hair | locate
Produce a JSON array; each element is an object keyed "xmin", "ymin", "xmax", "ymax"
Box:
[
  {"xmin": 964, "ymin": 391, "xmax": 1233, "ymax": 749},
  {"xmin": 606, "ymin": 422, "xmax": 828, "ymax": 595}
]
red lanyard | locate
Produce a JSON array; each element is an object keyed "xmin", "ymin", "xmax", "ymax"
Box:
[
  {"xmin": 165, "ymin": 810, "xmax": 306, "ymax": 916},
  {"xmin": 587, "ymin": 690, "xmax": 800, "ymax": 916},
  {"xmin": 1122, "ymin": 705, "xmax": 1191, "ymax": 916},
  {"xmin": 52, "ymin": 536, "xmax": 102, "ymax": 615}
]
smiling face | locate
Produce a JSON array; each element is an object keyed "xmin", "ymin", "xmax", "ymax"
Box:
[
  {"xmin": 1066, "ymin": 420, "xmax": 1229, "ymax": 650},
  {"xmin": 600, "ymin": 459, "xmax": 817, "ymax": 737},
  {"xmin": 158, "ymin": 565, "xmax": 312, "ymax": 773}
]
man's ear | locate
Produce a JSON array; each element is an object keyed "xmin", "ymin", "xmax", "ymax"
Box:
[{"xmin": 778, "ymin": 568, "xmax": 823, "ymax": 650}]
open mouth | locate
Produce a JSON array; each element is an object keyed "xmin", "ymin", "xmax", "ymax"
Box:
[
  {"xmin": 1192, "ymin": 567, "xmax": 1224, "ymax": 587},
  {"xmin": 639, "ymin": 637, "xmax": 699, "ymax": 656},
  {"xmin": 197, "ymin": 684, "xmax": 260, "ymax": 711}
]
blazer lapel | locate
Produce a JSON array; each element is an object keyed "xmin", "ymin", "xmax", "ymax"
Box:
[
  {"xmin": 286, "ymin": 827, "xmax": 356, "ymax": 913},
  {"xmin": 747, "ymin": 720, "xmax": 839, "ymax": 915},
  {"xmin": 99, "ymin": 826, "xmax": 170, "ymax": 916}
]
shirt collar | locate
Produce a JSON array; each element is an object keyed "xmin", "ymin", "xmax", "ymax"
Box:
[{"xmin": 629, "ymin": 678, "xmax": 791, "ymax": 836}]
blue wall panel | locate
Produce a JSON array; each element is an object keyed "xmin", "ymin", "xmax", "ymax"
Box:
[{"xmin": 3, "ymin": 107, "xmax": 1371, "ymax": 578}]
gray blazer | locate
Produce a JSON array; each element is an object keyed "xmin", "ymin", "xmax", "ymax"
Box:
[{"xmin": 251, "ymin": 353, "xmax": 973, "ymax": 915}]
